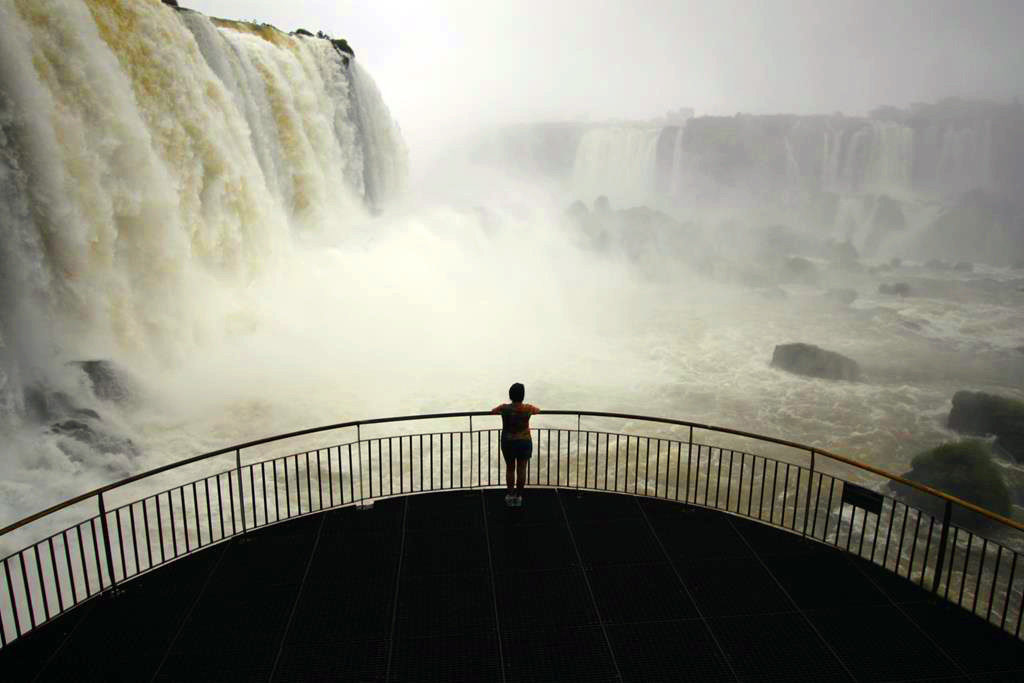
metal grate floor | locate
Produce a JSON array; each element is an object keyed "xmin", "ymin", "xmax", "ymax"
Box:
[{"xmin": 3, "ymin": 488, "xmax": 1023, "ymax": 682}]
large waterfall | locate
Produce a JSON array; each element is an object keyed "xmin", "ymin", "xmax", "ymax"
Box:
[
  {"xmin": 570, "ymin": 125, "xmax": 662, "ymax": 206},
  {"xmin": 568, "ymin": 114, "xmax": 1007, "ymax": 204},
  {"xmin": 0, "ymin": 0, "xmax": 406, "ymax": 419}
]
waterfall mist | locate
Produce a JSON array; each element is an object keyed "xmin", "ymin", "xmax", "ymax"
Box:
[{"xmin": 2, "ymin": 0, "xmax": 1024, "ymax": 537}]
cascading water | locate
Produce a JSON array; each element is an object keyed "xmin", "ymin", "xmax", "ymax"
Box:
[
  {"xmin": 0, "ymin": 0, "xmax": 407, "ymax": 523},
  {"xmin": 571, "ymin": 125, "xmax": 661, "ymax": 205},
  {"xmin": 0, "ymin": 0, "xmax": 405, "ymax": 398}
]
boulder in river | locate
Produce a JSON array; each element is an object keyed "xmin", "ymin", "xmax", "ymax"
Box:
[
  {"xmin": 947, "ymin": 391, "xmax": 1024, "ymax": 462},
  {"xmin": 770, "ymin": 343, "xmax": 861, "ymax": 381},
  {"xmin": 892, "ymin": 440, "xmax": 1011, "ymax": 528}
]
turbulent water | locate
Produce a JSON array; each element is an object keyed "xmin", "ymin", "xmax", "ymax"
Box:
[
  {"xmin": 0, "ymin": 0, "xmax": 408, "ymax": 528},
  {"xmin": 1, "ymin": 0, "xmax": 1023, "ymax": 556}
]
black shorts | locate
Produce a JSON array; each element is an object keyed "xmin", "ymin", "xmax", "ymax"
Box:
[{"xmin": 501, "ymin": 438, "xmax": 532, "ymax": 464}]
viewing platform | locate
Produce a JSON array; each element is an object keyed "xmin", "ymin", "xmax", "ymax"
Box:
[{"xmin": 1, "ymin": 412, "xmax": 1023, "ymax": 680}]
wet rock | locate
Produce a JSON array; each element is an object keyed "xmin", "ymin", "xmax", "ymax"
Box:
[
  {"xmin": 51, "ymin": 419, "xmax": 139, "ymax": 458},
  {"xmin": 879, "ymin": 282, "xmax": 910, "ymax": 296},
  {"xmin": 329, "ymin": 37, "xmax": 354, "ymax": 57},
  {"xmin": 70, "ymin": 360, "xmax": 132, "ymax": 403},
  {"xmin": 947, "ymin": 391, "xmax": 1024, "ymax": 462},
  {"xmin": 295, "ymin": 28, "xmax": 313, "ymax": 37},
  {"xmin": 770, "ymin": 343, "xmax": 861, "ymax": 381},
  {"xmin": 892, "ymin": 441, "xmax": 1012, "ymax": 528},
  {"xmin": 161, "ymin": 0, "xmax": 179, "ymax": 7},
  {"xmin": 23, "ymin": 386, "xmax": 102, "ymax": 422}
]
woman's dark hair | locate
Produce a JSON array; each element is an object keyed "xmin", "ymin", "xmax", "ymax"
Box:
[{"xmin": 509, "ymin": 382, "xmax": 525, "ymax": 402}]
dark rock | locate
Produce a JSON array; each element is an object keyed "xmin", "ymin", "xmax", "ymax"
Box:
[
  {"xmin": 770, "ymin": 343, "xmax": 861, "ymax": 381},
  {"xmin": 892, "ymin": 441, "xmax": 1012, "ymax": 529},
  {"xmin": 879, "ymin": 282, "xmax": 910, "ymax": 296},
  {"xmin": 947, "ymin": 391, "xmax": 1024, "ymax": 462},
  {"xmin": 295, "ymin": 28, "xmax": 313, "ymax": 37},
  {"xmin": 70, "ymin": 360, "xmax": 132, "ymax": 403},
  {"xmin": 953, "ymin": 261, "xmax": 974, "ymax": 272},
  {"xmin": 51, "ymin": 419, "xmax": 139, "ymax": 457},
  {"xmin": 331, "ymin": 38, "xmax": 354, "ymax": 57},
  {"xmin": 161, "ymin": 0, "xmax": 179, "ymax": 7},
  {"xmin": 24, "ymin": 387, "xmax": 73, "ymax": 423},
  {"xmin": 24, "ymin": 386, "xmax": 103, "ymax": 422},
  {"xmin": 824, "ymin": 288, "xmax": 857, "ymax": 306}
]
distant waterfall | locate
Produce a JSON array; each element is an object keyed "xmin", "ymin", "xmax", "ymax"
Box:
[
  {"xmin": 571, "ymin": 126, "xmax": 661, "ymax": 205},
  {"xmin": 0, "ymin": 0, "xmax": 406, "ymax": 410}
]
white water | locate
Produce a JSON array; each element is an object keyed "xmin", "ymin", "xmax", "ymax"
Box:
[
  {"xmin": 1, "ymin": 0, "xmax": 1022, "ymax": 551},
  {"xmin": 571, "ymin": 125, "xmax": 661, "ymax": 206},
  {"xmin": 0, "ymin": 0, "xmax": 407, "ymax": 526}
]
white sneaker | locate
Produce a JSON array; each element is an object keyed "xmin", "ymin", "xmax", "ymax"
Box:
[
  {"xmin": 512, "ymin": 495, "xmax": 523, "ymax": 508},
  {"xmin": 504, "ymin": 493, "xmax": 516, "ymax": 507}
]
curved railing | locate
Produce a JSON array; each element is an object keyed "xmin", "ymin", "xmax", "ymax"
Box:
[{"xmin": 1, "ymin": 410, "xmax": 1022, "ymax": 650}]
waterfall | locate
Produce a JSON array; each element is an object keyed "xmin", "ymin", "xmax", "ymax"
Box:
[
  {"xmin": 0, "ymin": 0, "xmax": 407, "ymax": 410},
  {"xmin": 864, "ymin": 121, "xmax": 914, "ymax": 194},
  {"xmin": 571, "ymin": 125, "xmax": 661, "ymax": 205}
]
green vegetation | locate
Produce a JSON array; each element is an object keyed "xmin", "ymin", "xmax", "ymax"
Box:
[
  {"xmin": 904, "ymin": 440, "xmax": 1011, "ymax": 518},
  {"xmin": 948, "ymin": 391, "xmax": 1024, "ymax": 462}
]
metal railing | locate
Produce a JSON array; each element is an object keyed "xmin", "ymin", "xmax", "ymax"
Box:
[{"xmin": 1, "ymin": 410, "xmax": 1022, "ymax": 650}]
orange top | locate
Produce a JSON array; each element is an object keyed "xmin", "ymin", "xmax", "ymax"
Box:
[{"xmin": 491, "ymin": 402, "xmax": 540, "ymax": 440}]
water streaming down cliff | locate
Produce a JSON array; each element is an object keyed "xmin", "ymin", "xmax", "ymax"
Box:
[
  {"xmin": 568, "ymin": 113, "xmax": 1014, "ymax": 205},
  {"xmin": 0, "ymin": 0, "xmax": 407, "ymax": 419}
]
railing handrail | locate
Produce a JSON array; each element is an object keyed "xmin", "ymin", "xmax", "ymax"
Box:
[{"xmin": 2, "ymin": 409, "xmax": 1021, "ymax": 537}]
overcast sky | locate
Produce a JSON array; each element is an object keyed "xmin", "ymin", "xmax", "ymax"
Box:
[{"xmin": 184, "ymin": 0, "xmax": 1024, "ymax": 154}]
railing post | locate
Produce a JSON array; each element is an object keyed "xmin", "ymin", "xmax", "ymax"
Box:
[
  {"xmin": 802, "ymin": 450, "xmax": 815, "ymax": 537},
  {"xmin": 931, "ymin": 500, "xmax": 954, "ymax": 593},
  {"xmin": 97, "ymin": 492, "xmax": 118, "ymax": 590},
  {"xmin": 235, "ymin": 449, "xmax": 247, "ymax": 535},
  {"xmin": 575, "ymin": 413, "xmax": 581, "ymax": 490},
  {"xmin": 686, "ymin": 426, "xmax": 694, "ymax": 504}
]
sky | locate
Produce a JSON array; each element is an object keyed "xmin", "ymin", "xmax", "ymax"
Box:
[{"xmin": 185, "ymin": 0, "xmax": 1024, "ymax": 156}]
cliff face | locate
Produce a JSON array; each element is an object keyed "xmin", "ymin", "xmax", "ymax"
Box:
[
  {"xmin": 478, "ymin": 99, "xmax": 1024, "ymax": 265},
  {"xmin": 0, "ymin": 0, "xmax": 407, "ymax": 414}
]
